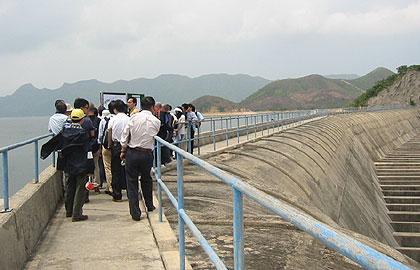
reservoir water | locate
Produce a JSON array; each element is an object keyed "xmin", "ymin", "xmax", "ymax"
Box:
[{"xmin": 0, "ymin": 116, "xmax": 52, "ymax": 199}]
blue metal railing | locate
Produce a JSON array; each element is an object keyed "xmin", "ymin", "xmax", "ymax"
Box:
[
  {"xmin": 153, "ymin": 136, "xmax": 413, "ymax": 270},
  {"xmin": 0, "ymin": 133, "xmax": 54, "ymax": 212}
]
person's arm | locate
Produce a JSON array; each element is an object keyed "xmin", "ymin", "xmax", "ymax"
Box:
[
  {"xmin": 120, "ymin": 120, "xmax": 131, "ymax": 160},
  {"xmin": 108, "ymin": 129, "xmax": 113, "ymax": 149}
]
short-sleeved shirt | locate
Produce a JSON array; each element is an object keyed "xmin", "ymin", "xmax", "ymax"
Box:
[
  {"xmin": 108, "ymin": 113, "xmax": 129, "ymax": 142},
  {"xmin": 81, "ymin": 116, "xmax": 95, "ymax": 137},
  {"xmin": 48, "ymin": 113, "xmax": 68, "ymax": 135}
]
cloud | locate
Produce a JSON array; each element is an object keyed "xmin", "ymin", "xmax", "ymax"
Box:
[{"xmin": 0, "ymin": 0, "xmax": 419, "ymax": 95}]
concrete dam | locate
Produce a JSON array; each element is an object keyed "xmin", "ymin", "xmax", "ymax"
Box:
[
  {"xmin": 3, "ymin": 108, "xmax": 420, "ymax": 269},
  {"xmin": 160, "ymin": 108, "xmax": 420, "ymax": 269}
]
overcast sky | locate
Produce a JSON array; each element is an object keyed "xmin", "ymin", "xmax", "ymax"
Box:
[{"xmin": 1, "ymin": 0, "xmax": 419, "ymax": 96}]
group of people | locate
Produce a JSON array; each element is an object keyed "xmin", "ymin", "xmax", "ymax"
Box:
[{"xmin": 45, "ymin": 96, "xmax": 203, "ymax": 222}]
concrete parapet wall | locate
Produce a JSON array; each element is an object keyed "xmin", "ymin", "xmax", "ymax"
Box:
[{"xmin": 0, "ymin": 166, "xmax": 63, "ymax": 270}]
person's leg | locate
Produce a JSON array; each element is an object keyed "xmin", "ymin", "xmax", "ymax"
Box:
[
  {"xmin": 102, "ymin": 147, "xmax": 113, "ymax": 193},
  {"xmin": 73, "ymin": 175, "xmax": 88, "ymax": 218},
  {"xmin": 111, "ymin": 143, "xmax": 123, "ymax": 200},
  {"xmin": 93, "ymin": 150, "xmax": 101, "ymax": 187},
  {"xmin": 125, "ymin": 148, "xmax": 141, "ymax": 220},
  {"xmin": 139, "ymin": 152, "xmax": 154, "ymax": 210},
  {"xmin": 111, "ymin": 153, "xmax": 122, "ymax": 200},
  {"xmin": 190, "ymin": 128, "xmax": 195, "ymax": 154},
  {"xmin": 64, "ymin": 173, "xmax": 76, "ymax": 217}
]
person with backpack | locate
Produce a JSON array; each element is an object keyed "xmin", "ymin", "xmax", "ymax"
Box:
[{"xmin": 97, "ymin": 101, "xmax": 115, "ymax": 195}]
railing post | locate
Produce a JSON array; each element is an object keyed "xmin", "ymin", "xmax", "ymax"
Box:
[
  {"xmin": 261, "ymin": 115, "xmax": 264, "ymax": 136},
  {"xmin": 157, "ymin": 140, "xmax": 163, "ymax": 222},
  {"xmin": 34, "ymin": 140, "xmax": 39, "ymax": 183},
  {"xmin": 197, "ymin": 125, "xmax": 201, "ymax": 155},
  {"xmin": 226, "ymin": 118, "xmax": 229, "ymax": 147},
  {"xmin": 237, "ymin": 117, "xmax": 240, "ymax": 144},
  {"xmin": 1, "ymin": 151, "xmax": 12, "ymax": 213},
  {"xmin": 246, "ymin": 116, "xmax": 249, "ymax": 140},
  {"xmin": 212, "ymin": 119, "xmax": 216, "ymax": 151},
  {"xmin": 254, "ymin": 115, "xmax": 257, "ymax": 138},
  {"xmin": 177, "ymin": 153, "xmax": 186, "ymax": 270},
  {"xmin": 233, "ymin": 187, "xmax": 244, "ymax": 269}
]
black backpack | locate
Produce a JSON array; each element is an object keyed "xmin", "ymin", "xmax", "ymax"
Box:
[{"xmin": 102, "ymin": 117, "xmax": 111, "ymax": 149}]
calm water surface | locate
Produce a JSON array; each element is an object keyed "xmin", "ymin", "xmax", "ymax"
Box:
[{"xmin": 0, "ymin": 116, "xmax": 51, "ymax": 198}]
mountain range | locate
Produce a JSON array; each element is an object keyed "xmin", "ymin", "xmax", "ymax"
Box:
[
  {"xmin": 0, "ymin": 67, "xmax": 395, "ymax": 117},
  {"xmin": 0, "ymin": 74, "xmax": 270, "ymax": 117}
]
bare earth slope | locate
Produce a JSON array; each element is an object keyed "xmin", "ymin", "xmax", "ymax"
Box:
[{"xmin": 369, "ymin": 70, "xmax": 420, "ymax": 107}]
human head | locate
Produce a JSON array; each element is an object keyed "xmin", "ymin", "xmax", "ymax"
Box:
[
  {"xmin": 55, "ymin": 100, "xmax": 65, "ymax": 107},
  {"xmin": 181, "ymin": 103, "xmax": 188, "ymax": 112},
  {"xmin": 102, "ymin": 109, "xmax": 110, "ymax": 118},
  {"xmin": 141, "ymin": 96, "xmax": 156, "ymax": 112},
  {"xmin": 190, "ymin": 104, "xmax": 196, "ymax": 112},
  {"xmin": 55, "ymin": 102, "xmax": 67, "ymax": 114},
  {"xmin": 187, "ymin": 103, "xmax": 193, "ymax": 112},
  {"xmin": 70, "ymin": 109, "xmax": 86, "ymax": 123},
  {"xmin": 127, "ymin": 97, "xmax": 137, "ymax": 110},
  {"xmin": 65, "ymin": 103, "xmax": 73, "ymax": 116},
  {"xmin": 113, "ymin": 100, "xmax": 126, "ymax": 113},
  {"xmin": 162, "ymin": 104, "xmax": 170, "ymax": 111},
  {"xmin": 108, "ymin": 100, "xmax": 116, "ymax": 115},
  {"xmin": 74, "ymin": 98, "xmax": 89, "ymax": 114},
  {"xmin": 154, "ymin": 102, "xmax": 162, "ymax": 112},
  {"xmin": 87, "ymin": 102, "xmax": 96, "ymax": 116},
  {"xmin": 174, "ymin": 107, "xmax": 183, "ymax": 119}
]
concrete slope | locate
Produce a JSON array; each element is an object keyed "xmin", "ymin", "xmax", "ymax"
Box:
[{"xmin": 160, "ymin": 108, "xmax": 420, "ymax": 269}]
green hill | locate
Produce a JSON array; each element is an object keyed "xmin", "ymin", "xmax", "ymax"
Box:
[
  {"xmin": 240, "ymin": 68, "xmax": 394, "ymax": 111},
  {"xmin": 348, "ymin": 67, "xmax": 395, "ymax": 90},
  {"xmin": 350, "ymin": 65, "xmax": 420, "ymax": 107},
  {"xmin": 192, "ymin": 95, "xmax": 247, "ymax": 113}
]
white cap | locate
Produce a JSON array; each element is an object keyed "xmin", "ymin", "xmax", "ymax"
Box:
[{"xmin": 102, "ymin": 109, "xmax": 110, "ymax": 117}]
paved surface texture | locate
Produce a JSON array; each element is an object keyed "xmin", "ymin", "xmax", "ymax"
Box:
[{"xmin": 24, "ymin": 191, "xmax": 165, "ymax": 270}]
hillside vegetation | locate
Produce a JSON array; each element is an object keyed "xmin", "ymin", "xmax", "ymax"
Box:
[
  {"xmin": 240, "ymin": 67, "xmax": 393, "ymax": 111},
  {"xmin": 350, "ymin": 65, "xmax": 420, "ymax": 107},
  {"xmin": 192, "ymin": 95, "xmax": 248, "ymax": 113}
]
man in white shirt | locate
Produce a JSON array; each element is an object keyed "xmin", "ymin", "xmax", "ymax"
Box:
[
  {"xmin": 120, "ymin": 96, "xmax": 160, "ymax": 221},
  {"xmin": 107, "ymin": 100, "xmax": 129, "ymax": 202},
  {"xmin": 48, "ymin": 101, "xmax": 68, "ymax": 135}
]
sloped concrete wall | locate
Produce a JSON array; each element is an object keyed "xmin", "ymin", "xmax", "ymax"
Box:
[
  {"xmin": 160, "ymin": 108, "xmax": 420, "ymax": 268},
  {"xmin": 229, "ymin": 108, "xmax": 420, "ymax": 247},
  {"xmin": 0, "ymin": 166, "xmax": 63, "ymax": 270}
]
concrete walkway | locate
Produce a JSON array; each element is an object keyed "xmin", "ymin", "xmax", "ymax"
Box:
[{"xmin": 24, "ymin": 191, "xmax": 166, "ymax": 270}]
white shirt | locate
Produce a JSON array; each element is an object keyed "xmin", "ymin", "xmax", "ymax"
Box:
[
  {"xmin": 108, "ymin": 112, "xmax": 129, "ymax": 142},
  {"xmin": 97, "ymin": 114, "xmax": 114, "ymax": 144},
  {"xmin": 177, "ymin": 114, "xmax": 185, "ymax": 136},
  {"xmin": 48, "ymin": 113, "xmax": 68, "ymax": 135},
  {"xmin": 121, "ymin": 110, "xmax": 160, "ymax": 150}
]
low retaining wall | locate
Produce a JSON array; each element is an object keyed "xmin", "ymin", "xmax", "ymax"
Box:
[{"xmin": 0, "ymin": 166, "xmax": 63, "ymax": 270}]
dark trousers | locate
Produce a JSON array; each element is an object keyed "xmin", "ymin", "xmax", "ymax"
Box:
[
  {"xmin": 111, "ymin": 141, "xmax": 126, "ymax": 200},
  {"xmin": 189, "ymin": 127, "xmax": 195, "ymax": 154},
  {"xmin": 65, "ymin": 173, "xmax": 88, "ymax": 218},
  {"xmin": 125, "ymin": 148, "xmax": 154, "ymax": 219}
]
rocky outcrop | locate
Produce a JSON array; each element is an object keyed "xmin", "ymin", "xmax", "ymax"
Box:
[{"xmin": 369, "ymin": 70, "xmax": 420, "ymax": 107}]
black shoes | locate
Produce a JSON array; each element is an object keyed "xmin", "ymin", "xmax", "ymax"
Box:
[
  {"xmin": 147, "ymin": 206, "xmax": 156, "ymax": 212},
  {"xmin": 72, "ymin": 215, "xmax": 88, "ymax": 222},
  {"xmin": 132, "ymin": 216, "xmax": 141, "ymax": 221},
  {"xmin": 66, "ymin": 212, "xmax": 72, "ymax": 218}
]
